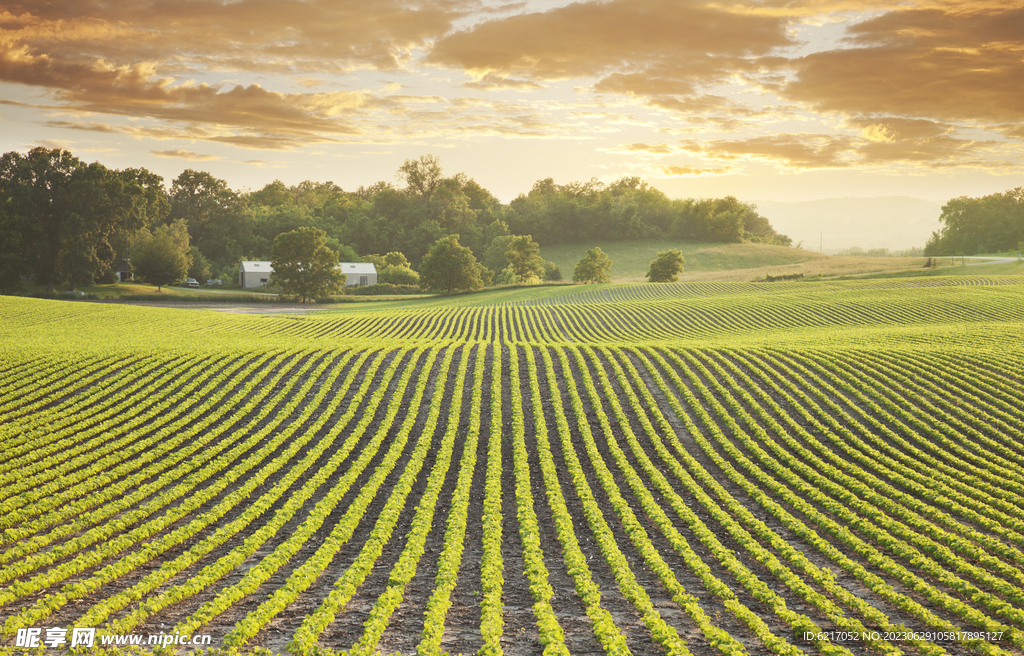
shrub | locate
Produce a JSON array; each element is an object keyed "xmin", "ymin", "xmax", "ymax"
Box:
[{"xmin": 573, "ymin": 247, "xmax": 612, "ymax": 283}]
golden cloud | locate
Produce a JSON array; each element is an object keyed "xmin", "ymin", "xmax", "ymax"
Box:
[
  {"xmin": 600, "ymin": 143, "xmax": 674, "ymax": 155},
  {"xmin": 659, "ymin": 165, "xmax": 730, "ymax": 176},
  {"xmin": 783, "ymin": 5, "xmax": 1024, "ymax": 124},
  {"xmin": 846, "ymin": 117, "xmax": 1003, "ymax": 166},
  {"xmin": 5, "ymin": 0, "xmax": 1019, "ymax": 163},
  {"xmin": 681, "ymin": 123, "xmax": 1011, "ymax": 170},
  {"xmin": 716, "ymin": 0, "xmax": 1022, "ymax": 18},
  {"xmin": 151, "ymin": 149, "xmax": 221, "ymax": 161},
  {"xmin": 1, "ymin": 1, "xmax": 463, "ymax": 74},
  {"xmin": 10, "ymin": 62, "xmax": 373, "ymax": 148},
  {"xmin": 681, "ymin": 133, "xmax": 856, "ymax": 168},
  {"xmin": 463, "ymin": 74, "xmax": 544, "ymax": 91},
  {"xmin": 0, "ymin": 1, "xmax": 465, "ymax": 148},
  {"xmin": 428, "ymin": 0, "xmax": 791, "ymax": 80}
]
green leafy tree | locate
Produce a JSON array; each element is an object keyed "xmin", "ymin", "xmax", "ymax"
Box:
[
  {"xmin": 419, "ymin": 235, "xmax": 487, "ymax": 294},
  {"xmin": 0, "ymin": 210, "xmax": 23, "ymax": 293},
  {"xmin": 376, "ymin": 251, "xmax": 418, "ymax": 284},
  {"xmin": 924, "ymin": 188, "xmax": 1024, "ymax": 255},
  {"xmin": 0, "ymin": 148, "xmax": 166, "ymax": 291},
  {"xmin": 133, "ymin": 220, "xmax": 191, "ymax": 291},
  {"xmin": 572, "ymin": 247, "xmax": 612, "ymax": 283},
  {"xmin": 169, "ymin": 169, "xmax": 252, "ymax": 268},
  {"xmin": 323, "ymin": 237, "xmax": 359, "ymax": 263},
  {"xmin": 398, "ymin": 155, "xmax": 444, "ymax": 206},
  {"xmin": 646, "ymin": 249, "xmax": 685, "ymax": 282},
  {"xmin": 362, "ymin": 253, "xmax": 387, "ymax": 270},
  {"xmin": 188, "ymin": 246, "xmax": 211, "ymax": 282},
  {"xmin": 383, "ymin": 251, "xmax": 411, "ymax": 268},
  {"xmin": 483, "ymin": 234, "xmax": 516, "ymax": 273},
  {"xmin": 270, "ymin": 227, "xmax": 345, "ymax": 302},
  {"xmin": 379, "ymin": 264, "xmax": 420, "ymax": 285},
  {"xmin": 504, "ymin": 235, "xmax": 544, "ymax": 284}
]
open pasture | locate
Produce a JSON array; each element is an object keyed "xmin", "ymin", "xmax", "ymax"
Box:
[{"xmin": 1, "ymin": 277, "xmax": 1024, "ymax": 656}]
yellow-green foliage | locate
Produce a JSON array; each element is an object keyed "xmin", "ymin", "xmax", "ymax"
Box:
[{"xmin": 2, "ymin": 275, "xmax": 1024, "ymax": 656}]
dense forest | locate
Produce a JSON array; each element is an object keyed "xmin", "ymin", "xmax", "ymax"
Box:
[
  {"xmin": 924, "ymin": 187, "xmax": 1024, "ymax": 256},
  {"xmin": 0, "ymin": 149, "xmax": 791, "ymax": 291}
]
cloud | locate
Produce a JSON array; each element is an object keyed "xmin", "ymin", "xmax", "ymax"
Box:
[
  {"xmin": 428, "ymin": 0, "xmax": 792, "ymax": 80},
  {"xmin": 33, "ymin": 139, "xmax": 71, "ymax": 149},
  {"xmin": 151, "ymin": 149, "xmax": 221, "ymax": 161},
  {"xmin": 240, "ymin": 159, "xmax": 286, "ymax": 167},
  {"xmin": 0, "ymin": 1, "xmax": 464, "ymax": 74},
  {"xmin": 846, "ymin": 117, "xmax": 1003, "ymax": 166},
  {"xmin": 0, "ymin": 1, "xmax": 466, "ymax": 149},
  {"xmin": 600, "ymin": 143, "xmax": 674, "ymax": 155},
  {"xmin": 18, "ymin": 72, "xmax": 377, "ymax": 149},
  {"xmin": 996, "ymin": 124, "xmax": 1024, "ymax": 141},
  {"xmin": 658, "ymin": 165, "xmax": 730, "ymax": 176},
  {"xmin": 462, "ymin": 74, "xmax": 543, "ymax": 91},
  {"xmin": 782, "ymin": 5, "xmax": 1024, "ymax": 124},
  {"xmin": 5, "ymin": 0, "xmax": 1020, "ymax": 169},
  {"xmin": 681, "ymin": 133, "xmax": 856, "ymax": 168},
  {"xmin": 594, "ymin": 73, "xmax": 696, "ymax": 98},
  {"xmin": 680, "ymin": 123, "xmax": 1012, "ymax": 170}
]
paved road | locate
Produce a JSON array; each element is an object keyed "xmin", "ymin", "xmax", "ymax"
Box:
[
  {"xmin": 944, "ymin": 256, "xmax": 1021, "ymax": 266},
  {"xmin": 169, "ymin": 285, "xmax": 278, "ymax": 296}
]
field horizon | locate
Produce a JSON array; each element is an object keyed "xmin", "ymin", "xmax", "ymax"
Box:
[{"xmin": 2, "ymin": 275, "xmax": 1023, "ymax": 656}]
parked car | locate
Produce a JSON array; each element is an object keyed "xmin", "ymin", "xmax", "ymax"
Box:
[
  {"xmin": 184, "ymin": 278, "xmax": 200, "ymax": 289},
  {"xmin": 206, "ymin": 278, "xmax": 222, "ymax": 286}
]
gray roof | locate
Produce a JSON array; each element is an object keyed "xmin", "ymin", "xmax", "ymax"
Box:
[
  {"xmin": 338, "ymin": 262, "xmax": 377, "ymax": 275},
  {"xmin": 240, "ymin": 260, "xmax": 376, "ymax": 274},
  {"xmin": 240, "ymin": 260, "xmax": 273, "ymax": 272}
]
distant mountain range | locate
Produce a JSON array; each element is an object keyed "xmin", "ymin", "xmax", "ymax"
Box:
[{"xmin": 754, "ymin": 197, "xmax": 943, "ymax": 253}]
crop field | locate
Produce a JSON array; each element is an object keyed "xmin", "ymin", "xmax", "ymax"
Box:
[{"xmin": 1, "ymin": 276, "xmax": 1024, "ymax": 656}]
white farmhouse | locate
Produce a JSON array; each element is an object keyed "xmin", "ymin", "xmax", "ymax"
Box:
[
  {"xmin": 337, "ymin": 262, "xmax": 378, "ymax": 287},
  {"xmin": 239, "ymin": 261, "xmax": 377, "ymax": 289},
  {"xmin": 239, "ymin": 261, "xmax": 274, "ymax": 289}
]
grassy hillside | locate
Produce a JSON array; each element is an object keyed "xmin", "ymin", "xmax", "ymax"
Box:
[
  {"xmin": 853, "ymin": 257, "xmax": 1024, "ymax": 279},
  {"xmin": 538, "ymin": 239, "xmax": 942, "ymax": 282},
  {"xmin": 540, "ymin": 239, "xmax": 826, "ymax": 281}
]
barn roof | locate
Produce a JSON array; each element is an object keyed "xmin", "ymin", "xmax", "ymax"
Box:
[
  {"xmin": 338, "ymin": 262, "xmax": 377, "ymax": 275},
  {"xmin": 239, "ymin": 261, "xmax": 377, "ymax": 274},
  {"xmin": 240, "ymin": 261, "xmax": 273, "ymax": 272}
]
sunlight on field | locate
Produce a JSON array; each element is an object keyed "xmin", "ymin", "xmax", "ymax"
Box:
[
  {"xmin": 2, "ymin": 276, "xmax": 1023, "ymax": 656},
  {"xmin": 541, "ymin": 239, "xmax": 827, "ymax": 281}
]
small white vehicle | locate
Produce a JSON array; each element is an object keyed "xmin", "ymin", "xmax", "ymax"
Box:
[{"xmin": 184, "ymin": 278, "xmax": 200, "ymax": 289}]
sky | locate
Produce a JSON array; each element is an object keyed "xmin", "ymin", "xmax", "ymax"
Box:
[{"xmin": 1, "ymin": 0, "xmax": 1022, "ymax": 208}]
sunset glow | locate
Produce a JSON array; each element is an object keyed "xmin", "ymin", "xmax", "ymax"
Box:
[{"xmin": 1, "ymin": 0, "xmax": 1020, "ymax": 206}]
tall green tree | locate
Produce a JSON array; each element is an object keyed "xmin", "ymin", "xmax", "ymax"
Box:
[
  {"xmin": 188, "ymin": 246, "xmax": 211, "ymax": 282},
  {"xmin": 398, "ymin": 155, "xmax": 444, "ymax": 206},
  {"xmin": 925, "ymin": 188, "xmax": 1024, "ymax": 255},
  {"xmin": 0, "ymin": 148, "xmax": 166, "ymax": 292},
  {"xmin": 169, "ymin": 169, "xmax": 252, "ymax": 268},
  {"xmin": 270, "ymin": 227, "xmax": 345, "ymax": 302},
  {"xmin": 419, "ymin": 235, "xmax": 487, "ymax": 294},
  {"xmin": 133, "ymin": 220, "xmax": 191, "ymax": 291},
  {"xmin": 572, "ymin": 247, "xmax": 612, "ymax": 283},
  {"xmin": 646, "ymin": 249, "xmax": 685, "ymax": 282},
  {"xmin": 503, "ymin": 235, "xmax": 544, "ymax": 284}
]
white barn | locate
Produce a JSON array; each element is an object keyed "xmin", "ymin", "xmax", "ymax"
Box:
[
  {"xmin": 239, "ymin": 261, "xmax": 377, "ymax": 289},
  {"xmin": 337, "ymin": 262, "xmax": 378, "ymax": 287},
  {"xmin": 239, "ymin": 261, "xmax": 273, "ymax": 289}
]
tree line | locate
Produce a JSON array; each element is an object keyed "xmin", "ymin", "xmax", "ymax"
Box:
[
  {"xmin": 924, "ymin": 187, "xmax": 1024, "ymax": 256},
  {"xmin": 0, "ymin": 149, "xmax": 790, "ymax": 293}
]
